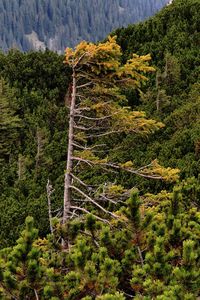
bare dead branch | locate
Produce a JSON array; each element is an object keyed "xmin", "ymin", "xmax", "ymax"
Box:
[
  {"xmin": 70, "ymin": 206, "xmax": 110, "ymax": 224},
  {"xmin": 71, "ymin": 173, "xmax": 89, "ymax": 188},
  {"xmin": 100, "ymin": 166, "xmax": 118, "ymax": 174},
  {"xmin": 34, "ymin": 289, "xmax": 39, "ymax": 300},
  {"xmin": 72, "ymin": 156, "xmax": 93, "ymax": 166},
  {"xmin": 99, "ymin": 195, "xmax": 126, "ymax": 204},
  {"xmin": 98, "ymin": 196, "xmax": 117, "ymax": 204},
  {"xmin": 74, "ymin": 107, "xmax": 91, "ymax": 113},
  {"xmin": 52, "ymin": 207, "xmax": 62, "ymax": 213},
  {"xmin": 70, "ymin": 185, "xmax": 119, "ymax": 219},
  {"xmin": 46, "ymin": 179, "xmax": 54, "ymax": 234},
  {"xmin": 72, "ymin": 142, "xmax": 106, "ymax": 150},
  {"xmin": 79, "ymin": 230, "xmax": 99, "ymax": 247},
  {"xmin": 56, "ymin": 211, "xmax": 63, "ymax": 218},
  {"xmin": 76, "ymin": 94, "xmax": 87, "ymax": 98},
  {"xmin": 69, "ymin": 210, "xmax": 79, "ymax": 219},
  {"xmin": 74, "ymin": 114, "xmax": 115, "ymax": 121},
  {"xmin": 74, "ymin": 125, "xmax": 98, "ymax": 131},
  {"xmin": 118, "ymin": 290, "xmax": 134, "ymax": 299},
  {"xmin": 86, "ymin": 130, "xmax": 123, "ymax": 138},
  {"xmin": 72, "ymin": 142, "xmax": 86, "ymax": 150},
  {"xmin": 136, "ymin": 163, "xmax": 153, "ymax": 171},
  {"xmin": 101, "ymin": 162, "xmax": 163, "ymax": 180},
  {"xmin": 73, "ymin": 52, "xmax": 88, "ymax": 68},
  {"xmin": 72, "ymin": 157, "xmax": 163, "ymax": 180},
  {"xmin": 77, "ymin": 81, "xmax": 93, "ymax": 89}
]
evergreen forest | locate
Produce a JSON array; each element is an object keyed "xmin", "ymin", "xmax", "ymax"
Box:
[
  {"xmin": 0, "ymin": 0, "xmax": 200, "ymax": 299},
  {"xmin": 0, "ymin": 0, "xmax": 168, "ymax": 52}
]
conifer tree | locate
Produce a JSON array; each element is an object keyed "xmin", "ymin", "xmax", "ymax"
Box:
[
  {"xmin": 0, "ymin": 217, "xmax": 41, "ymax": 299},
  {"xmin": 0, "ymin": 78, "xmax": 21, "ymax": 161},
  {"xmin": 62, "ymin": 36, "xmax": 179, "ymax": 231},
  {"xmin": 1, "ymin": 181, "xmax": 199, "ymax": 299}
]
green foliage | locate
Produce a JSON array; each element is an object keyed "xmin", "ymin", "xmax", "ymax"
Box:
[
  {"xmin": 0, "ymin": 181, "xmax": 199, "ymax": 299},
  {"xmin": 126, "ymin": 189, "xmax": 141, "ymax": 228},
  {"xmin": 1, "ymin": 0, "xmax": 199, "ymax": 247},
  {"xmin": 0, "ymin": 78, "xmax": 21, "ymax": 160},
  {"xmin": 0, "ymin": 50, "xmax": 72, "ymax": 247},
  {"xmin": 110, "ymin": 0, "xmax": 200, "ymax": 192},
  {"xmin": 0, "ymin": 1, "xmax": 199, "ymax": 298}
]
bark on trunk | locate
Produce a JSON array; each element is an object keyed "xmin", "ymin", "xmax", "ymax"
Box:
[{"xmin": 63, "ymin": 69, "xmax": 76, "ymax": 224}]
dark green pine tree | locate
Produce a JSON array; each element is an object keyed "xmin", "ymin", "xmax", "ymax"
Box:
[
  {"xmin": 0, "ymin": 217, "xmax": 41, "ymax": 299},
  {"xmin": 0, "ymin": 78, "xmax": 21, "ymax": 162}
]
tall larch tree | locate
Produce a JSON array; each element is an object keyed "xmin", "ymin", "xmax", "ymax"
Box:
[{"xmin": 62, "ymin": 36, "xmax": 179, "ymax": 233}]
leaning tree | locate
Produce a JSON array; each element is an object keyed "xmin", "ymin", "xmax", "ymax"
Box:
[{"xmin": 62, "ymin": 36, "xmax": 179, "ymax": 230}]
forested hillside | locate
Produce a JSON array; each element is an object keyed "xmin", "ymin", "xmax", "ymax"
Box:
[
  {"xmin": 0, "ymin": 0, "xmax": 199, "ymax": 299},
  {"xmin": 113, "ymin": 0, "xmax": 200, "ymax": 189},
  {"xmin": 0, "ymin": 0, "xmax": 169, "ymax": 52}
]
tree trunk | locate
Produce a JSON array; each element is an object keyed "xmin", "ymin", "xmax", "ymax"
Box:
[{"xmin": 63, "ymin": 69, "xmax": 76, "ymax": 224}]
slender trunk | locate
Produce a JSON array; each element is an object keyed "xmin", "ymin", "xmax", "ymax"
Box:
[
  {"xmin": 46, "ymin": 179, "xmax": 53, "ymax": 234},
  {"xmin": 63, "ymin": 69, "xmax": 76, "ymax": 224}
]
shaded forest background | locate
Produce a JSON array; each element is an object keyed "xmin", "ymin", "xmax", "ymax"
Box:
[{"xmin": 0, "ymin": 0, "xmax": 169, "ymax": 52}]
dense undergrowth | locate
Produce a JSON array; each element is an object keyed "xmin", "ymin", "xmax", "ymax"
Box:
[{"xmin": 0, "ymin": 0, "xmax": 199, "ymax": 298}]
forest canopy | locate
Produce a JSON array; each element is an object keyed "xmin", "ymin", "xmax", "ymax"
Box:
[
  {"xmin": 0, "ymin": 0, "xmax": 199, "ymax": 299},
  {"xmin": 0, "ymin": 0, "xmax": 169, "ymax": 52}
]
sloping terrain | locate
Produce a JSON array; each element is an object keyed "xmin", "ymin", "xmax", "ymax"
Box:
[
  {"xmin": 0, "ymin": 0, "xmax": 169, "ymax": 52},
  {"xmin": 112, "ymin": 0, "xmax": 200, "ymax": 190}
]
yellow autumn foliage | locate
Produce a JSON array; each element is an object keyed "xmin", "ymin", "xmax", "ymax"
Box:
[
  {"xmin": 143, "ymin": 159, "xmax": 180, "ymax": 182},
  {"xmin": 65, "ymin": 35, "xmax": 155, "ymax": 89}
]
